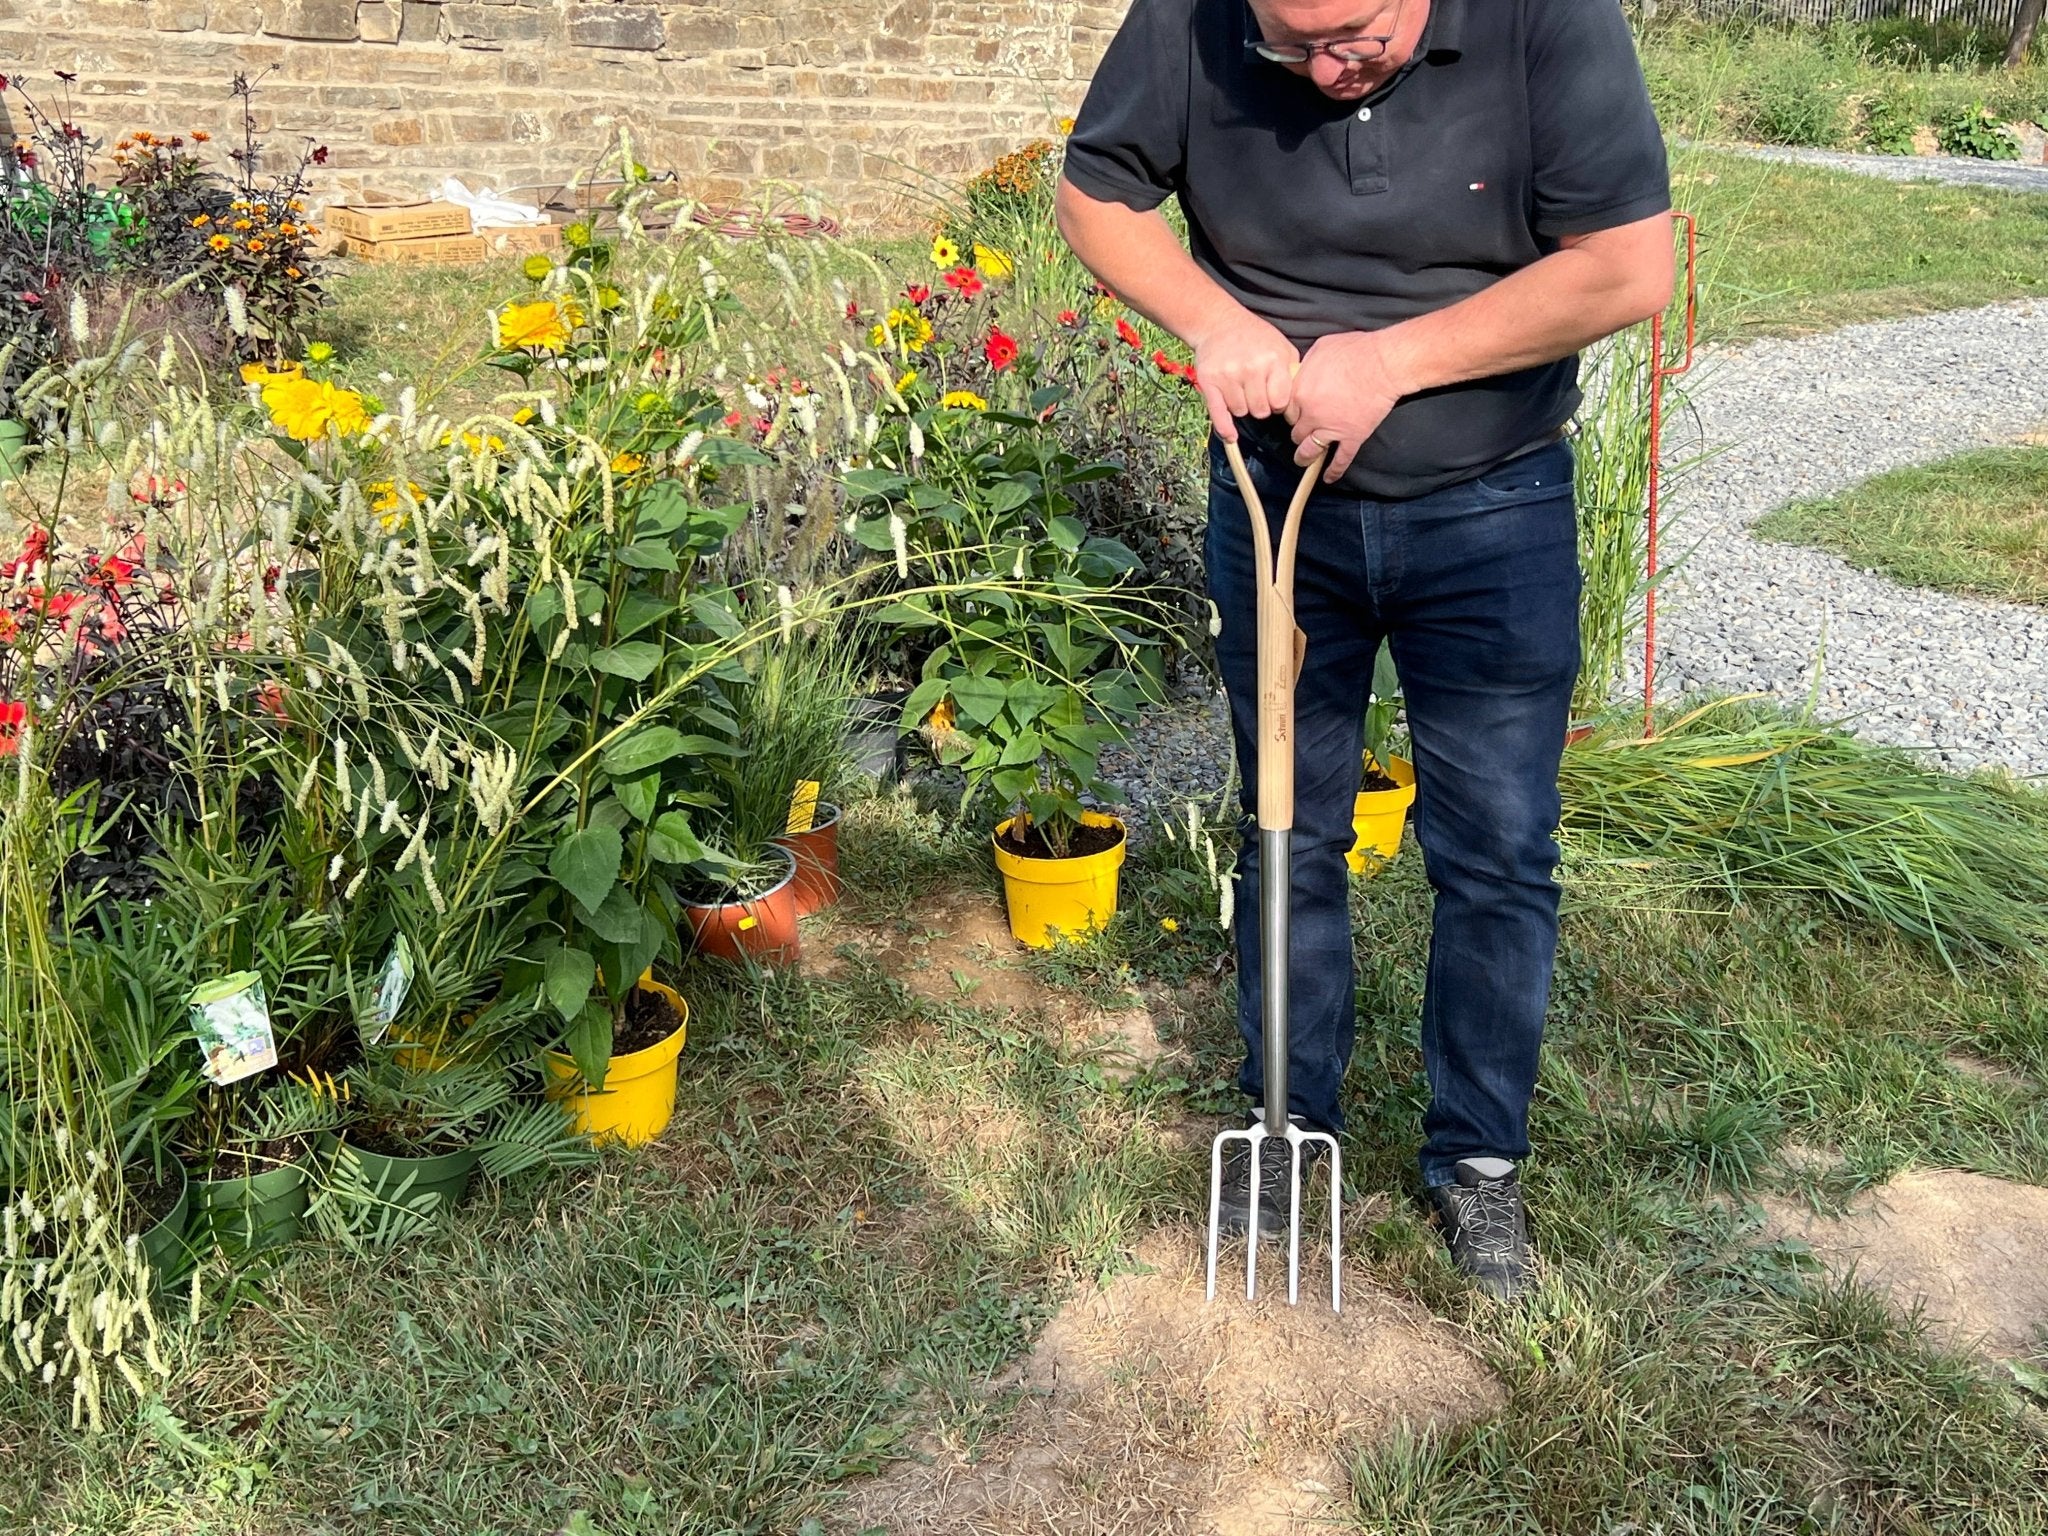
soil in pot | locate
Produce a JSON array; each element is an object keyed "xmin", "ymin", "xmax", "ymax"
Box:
[
  {"xmin": 122, "ymin": 1165, "xmax": 185, "ymax": 1233},
  {"xmin": 612, "ymin": 981, "xmax": 683, "ymax": 1056},
  {"xmin": 995, "ymin": 817, "xmax": 1127, "ymax": 861},
  {"xmin": 1360, "ymin": 763, "xmax": 1400, "ymax": 794},
  {"xmin": 684, "ymin": 845, "xmax": 801, "ymax": 963}
]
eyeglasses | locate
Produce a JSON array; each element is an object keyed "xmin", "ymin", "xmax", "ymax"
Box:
[
  {"xmin": 1246, "ymin": 0, "xmax": 1404, "ymax": 66},
  {"xmin": 1249, "ymin": 32, "xmax": 1395, "ymax": 64}
]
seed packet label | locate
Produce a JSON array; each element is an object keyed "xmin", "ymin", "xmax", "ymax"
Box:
[
  {"xmin": 363, "ymin": 935, "xmax": 415, "ymax": 1046},
  {"xmin": 189, "ymin": 971, "xmax": 277, "ymax": 1086},
  {"xmin": 785, "ymin": 780, "xmax": 820, "ymax": 835}
]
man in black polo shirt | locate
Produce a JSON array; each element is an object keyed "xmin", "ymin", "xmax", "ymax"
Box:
[{"xmin": 1059, "ymin": 0, "xmax": 1672, "ymax": 1299}]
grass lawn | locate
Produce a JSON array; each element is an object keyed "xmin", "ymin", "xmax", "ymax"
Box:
[
  {"xmin": 11, "ymin": 790, "xmax": 2048, "ymax": 1535},
  {"xmin": 1672, "ymin": 150, "xmax": 2048, "ymax": 339},
  {"xmin": 1756, "ymin": 445, "xmax": 2048, "ymax": 606}
]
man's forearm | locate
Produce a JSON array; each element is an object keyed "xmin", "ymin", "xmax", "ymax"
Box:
[
  {"xmin": 1373, "ymin": 218, "xmax": 1675, "ymax": 398},
  {"xmin": 1054, "ymin": 180, "xmax": 1244, "ymax": 348}
]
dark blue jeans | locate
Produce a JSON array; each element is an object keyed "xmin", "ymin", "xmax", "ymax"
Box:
[{"xmin": 1206, "ymin": 435, "xmax": 1579, "ymax": 1188}]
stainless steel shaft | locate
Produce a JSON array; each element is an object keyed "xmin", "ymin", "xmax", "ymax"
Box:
[{"xmin": 1259, "ymin": 825, "xmax": 1291, "ymax": 1132}]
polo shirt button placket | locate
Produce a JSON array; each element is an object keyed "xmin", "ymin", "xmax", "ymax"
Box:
[{"xmin": 1348, "ymin": 103, "xmax": 1388, "ymax": 196}]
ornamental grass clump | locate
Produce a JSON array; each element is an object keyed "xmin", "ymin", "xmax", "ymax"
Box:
[{"xmin": 1560, "ymin": 696, "xmax": 2048, "ymax": 965}]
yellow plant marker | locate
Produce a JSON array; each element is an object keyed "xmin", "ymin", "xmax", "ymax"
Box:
[
  {"xmin": 785, "ymin": 780, "xmax": 820, "ymax": 835},
  {"xmin": 738, "ymin": 914, "xmax": 759, "ymax": 931}
]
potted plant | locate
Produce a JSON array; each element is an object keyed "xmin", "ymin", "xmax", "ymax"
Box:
[
  {"xmin": 316, "ymin": 1054, "xmax": 591, "ymax": 1243},
  {"xmin": 850, "ymin": 403, "xmax": 1164, "ymax": 947},
  {"xmin": 185, "ymin": 1079, "xmax": 343, "ymax": 1258},
  {"xmin": 1349, "ymin": 640, "xmax": 1416, "ymax": 875},
  {"xmin": 541, "ymin": 971, "xmax": 690, "ymax": 1146},
  {"xmin": 718, "ymin": 613, "xmax": 867, "ymax": 919}
]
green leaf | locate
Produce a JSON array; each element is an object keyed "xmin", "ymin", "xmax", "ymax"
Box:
[
  {"xmin": 590, "ymin": 642, "xmax": 663, "ymax": 681},
  {"xmin": 563, "ymin": 1000, "xmax": 613, "ymax": 1090},
  {"xmin": 647, "ymin": 810, "xmax": 710, "ymax": 866},
  {"xmin": 582, "ymin": 884, "xmax": 648, "ymax": 944},
  {"xmin": 602, "ymin": 725, "xmax": 688, "ymax": 778},
  {"xmin": 614, "ymin": 771, "xmax": 661, "ymax": 823},
  {"xmin": 985, "ymin": 479, "xmax": 1033, "ymax": 515},
  {"xmin": 1047, "ymin": 515, "xmax": 1085, "ymax": 551},
  {"xmin": 899, "ymin": 676, "xmax": 947, "ymax": 730},
  {"xmin": 611, "ymin": 590, "xmax": 674, "ymax": 641},
  {"xmin": 617, "ymin": 540, "xmax": 680, "ymax": 572},
  {"xmin": 1006, "ymin": 678, "xmax": 1061, "ymax": 725},
  {"xmin": 551, "ymin": 825, "xmax": 623, "ymax": 915},
  {"xmin": 593, "ymin": 910, "xmax": 666, "ymax": 1007},
  {"xmin": 950, "ymin": 674, "xmax": 1007, "ymax": 728},
  {"xmin": 844, "ymin": 467, "xmax": 909, "ymax": 499},
  {"xmin": 544, "ymin": 946, "xmax": 598, "ymax": 1023},
  {"xmin": 998, "ymin": 729, "xmax": 1042, "ymax": 766},
  {"xmin": 689, "ymin": 593, "xmax": 744, "ymax": 639}
]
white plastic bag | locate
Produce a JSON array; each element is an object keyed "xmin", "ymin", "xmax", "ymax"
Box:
[{"xmin": 435, "ymin": 176, "xmax": 544, "ymax": 229}]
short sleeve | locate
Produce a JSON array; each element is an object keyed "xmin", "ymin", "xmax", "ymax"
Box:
[
  {"xmin": 1526, "ymin": 0, "xmax": 1670, "ymax": 238},
  {"xmin": 1061, "ymin": 0, "xmax": 1193, "ymax": 212}
]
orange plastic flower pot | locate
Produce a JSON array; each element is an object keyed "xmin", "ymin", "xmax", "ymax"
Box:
[
  {"xmin": 772, "ymin": 799, "xmax": 843, "ymax": 916},
  {"xmin": 683, "ymin": 844, "xmax": 801, "ymax": 964}
]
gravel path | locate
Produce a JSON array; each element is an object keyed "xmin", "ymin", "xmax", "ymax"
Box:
[
  {"xmin": 1107, "ymin": 300, "xmax": 2048, "ymax": 822},
  {"xmin": 1694, "ymin": 141, "xmax": 2048, "ymax": 194}
]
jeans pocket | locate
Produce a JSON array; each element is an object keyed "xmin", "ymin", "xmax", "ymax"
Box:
[{"xmin": 1470, "ymin": 441, "xmax": 1574, "ymax": 507}]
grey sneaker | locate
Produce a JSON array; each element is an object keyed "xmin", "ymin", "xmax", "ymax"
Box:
[{"xmin": 1428, "ymin": 1158, "xmax": 1533, "ymax": 1301}]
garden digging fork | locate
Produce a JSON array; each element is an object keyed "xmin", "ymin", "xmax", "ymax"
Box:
[{"xmin": 1205, "ymin": 439, "xmax": 1343, "ymax": 1313}]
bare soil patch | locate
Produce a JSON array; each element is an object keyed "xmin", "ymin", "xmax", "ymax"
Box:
[
  {"xmin": 841, "ymin": 1229, "xmax": 1503, "ymax": 1535},
  {"xmin": 812, "ymin": 891, "xmax": 1178, "ymax": 1075},
  {"xmin": 1764, "ymin": 1169, "xmax": 2048, "ymax": 1360}
]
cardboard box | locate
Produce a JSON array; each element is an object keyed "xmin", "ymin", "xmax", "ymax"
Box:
[
  {"xmin": 342, "ymin": 233, "xmax": 491, "ymax": 265},
  {"xmin": 327, "ymin": 198, "xmax": 473, "ymax": 243},
  {"xmin": 479, "ymin": 223, "xmax": 563, "ymax": 258}
]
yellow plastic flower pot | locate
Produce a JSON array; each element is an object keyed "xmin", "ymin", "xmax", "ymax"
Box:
[
  {"xmin": 1347, "ymin": 755, "xmax": 1417, "ymax": 875},
  {"xmin": 993, "ymin": 811, "xmax": 1127, "ymax": 948},
  {"xmin": 543, "ymin": 975, "xmax": 689, "ymax": 1148}
]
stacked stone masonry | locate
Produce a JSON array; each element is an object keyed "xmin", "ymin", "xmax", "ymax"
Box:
[{"xmin": 0, "ymin": 0, "xmax": 1126, "ymax": 227}]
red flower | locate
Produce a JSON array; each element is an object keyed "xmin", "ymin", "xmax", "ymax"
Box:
[
  {"xmin": 943, "ymin": 265, "xmax": 983, "ymax": 298},
  {"xmin": 84, "ymin": 554, "xmax": 136, "ymax": 589},
  {"xmin": 722, "ymin": 410, "xmax": 744, "ymax": 428},
  {"xmin": 1116, "ymin": 318, "xmax": 1142, "ymax": 349},
  {"xmin": 1057, "ymin": 309, "xmax": 1079, "ymax": 326},
  {"xmin": 0, "ymin": 76, "xmax": 10, "ymax": 92},
  {"xmin": 311, "ymin": 145, "xmax": 329, "ymax": 165},
  {"xmin": 983, "ymin": 327, "xmax": 1019, "ymax": 372},
  {"xmin": 1, "ymin": 526, "xmax": 50, "ymax": 579},
  {"xmin": 255, "ymin": 680, "xmax": 288, "ymax": 720},
  {"xmin": 904, "ymin": 283, "xmax": 931, "ymax": 305},
  {"xmin": 262, "ymin": 564, "xmax": 281, "ymax": 596},
  {"xmin": 0, "ymin": 699, "xmax": 25, "ymax": 758},
  {"xmin": 845, "ymin": 300, "xmax": 860, "ymax": 321},
  {"xmin": 1182, "ymin": 364, "xmax": 1200, "ymax": 388}
]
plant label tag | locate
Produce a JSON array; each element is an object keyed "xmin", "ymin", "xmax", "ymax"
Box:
[
  {"xmin": 189, "ymin": 971, "xmax": 277, "ymax": 1086},
  {"xmin": 362, "ymin": 935, "xmax": 415, "ymax": 1046},
  {"xmin": 785, "ymin": 780, "xmax": 820, "ymax": 835},
  {"xmin": 738, "ymin": 914, "xmax": 759, "ymax": 931}
]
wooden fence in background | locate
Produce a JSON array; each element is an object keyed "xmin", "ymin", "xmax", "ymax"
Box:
[{"xmin": 1641, "ymin": 0, "xmax": 2030, "ymax": 28}]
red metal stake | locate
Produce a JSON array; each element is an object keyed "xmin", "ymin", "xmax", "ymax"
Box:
[{"xmin": 1643, "ymin": 209, "xmax": 1698, "ymax": 738}]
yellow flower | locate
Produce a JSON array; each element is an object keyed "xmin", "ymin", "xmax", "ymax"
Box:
[
  {"xmin": 926, "ymin": 698, "xmax": 956, "ymax": 733},
  {"xmin": 973, "ymin": 244, "xmax": 1015, "ymax": 281},
  {"xmin": 512, "ymin": 406, "xmax": 537, "ymax": 425},
  {"xmin": 940, "ymin": 390, "xmax": 988, "ymax": 410},
  {"xmin": 232, "ymin": 218, "xmax": 252, "ymax": 231},
  {"xmin": 190, "ymin": 213, "xmax": 211, "ymax": 228},
  {"xmin": 264, "ymin": 377, "xmax": 369, "ymax": 443},
  {"xmin": 1057, "ymin": 116, "xmax": 1076, "ymax": 134},
  {"xmin": 1160, "ymin": 916, "xmax": 1179, "ymax": 932},
  {"xmin": 207, "ymin": 233, "xmax": 232, "ymax": 252},
  {"xmin": 895, "ymin": 369, "xmax": 917, "ymax": 395},
  {"xmin": 459, "ymin": 430, "xmax": 507, "ymax": 454},
  {"xmin": 495, "ymin": 298, "xmax": 580, "ymax": 353},
  {"xmin": 240, "ymin": 360, "xmax": 303, "ymax": 386},
  {"xmin": 521, "ymin": 253, "xmax": 552, "ymax": 281},
  {"xmin": 869, "ymin": 322, "xmax": 888, "ymax": 349},
  {"xmin": 899, "ymin": 312, "xmax": 934, "ymax": 352},
  {"xmin": 930, "ymin": 234, "xmax": 961, "ymax": 268},
  {"xmin": 246, "ymin": 237, "xmax": 267, "ymax": 254},
  {"xmin": 306, "ymin": 341, "xmax": 334, "ymax": 363},
  {"xmin": 610, "ymin": 451, "xmax": 645, "ymax": 474},
  {"xmin": 367, "ymin": 480, "xmax": 426, "ymax": 531},
  {"xmin": 1093, "ymin": 292, "xmax": 1119, "ymax": 320}
]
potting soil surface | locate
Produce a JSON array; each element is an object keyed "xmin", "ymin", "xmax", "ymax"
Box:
[
  {"xmin": 612, "ymin": 985, "xmax": 683, "ymax": 1056},
  {"xmin": 995, "ymin": 818, "xmax": 1127, "ymax": 861}
]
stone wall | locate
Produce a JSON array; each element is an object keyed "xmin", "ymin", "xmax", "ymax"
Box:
[{"xmin": 0, "ymin": 0, "xmax": 1126, "ymax": 228}]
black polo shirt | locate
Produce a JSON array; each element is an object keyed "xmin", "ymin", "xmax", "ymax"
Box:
[{"xmin": 1064, "ymin": 0, "xmax": 1670, "ymax": 498}]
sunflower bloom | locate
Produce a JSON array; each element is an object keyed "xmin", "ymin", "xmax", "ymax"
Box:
[
  {"xmin": 610, "ymin": 451, "xmax": 645, "ymax": 474},
  {"xmin": 495, "ymin": 298, "xmax": 579, "ymax": 353},
  {"xmin": 972, "ymin": 244, "xmax": 1015, "ymax": 281},
  {"xmin": 940, "ymin": 390, "xmax": 988, "ymax": 410},
  {"xmin": 263, "ymin": 376, "xmax": 369, "ymax": 442}
]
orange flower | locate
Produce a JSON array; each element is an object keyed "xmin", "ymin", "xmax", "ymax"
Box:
[
  {"xmin": 279, "ymin": 221, "xmax": 299, "ymax": 237},
  {"xmin": 191, "ymin": 213, "xmax": 211, "ymax": 227},
  {"xmin": 116, "ymin": 138, "xmax": 132, "ymax": 151},
  {"xmin": 247, "ymin": 237, "xmax": 266, "ymax": 254},
  {"xmin": 232, "ymin": 217, "xmax": 252, "ymax": 231},
  {"xmin": 192, "ymin": 129, "xmax": 211, "ymax": 142},
  {"xmin": 207, "ymin": 234, "xmax": 231, "ymax": 252},
  {"xmin": 285, "ymin": 266, "xmax": 302, "ymax": 278}
]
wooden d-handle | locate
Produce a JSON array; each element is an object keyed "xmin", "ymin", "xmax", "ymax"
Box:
[{"xmin": 1221, "ymin": 439, "xmax": 1329, "ymax": 832}]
